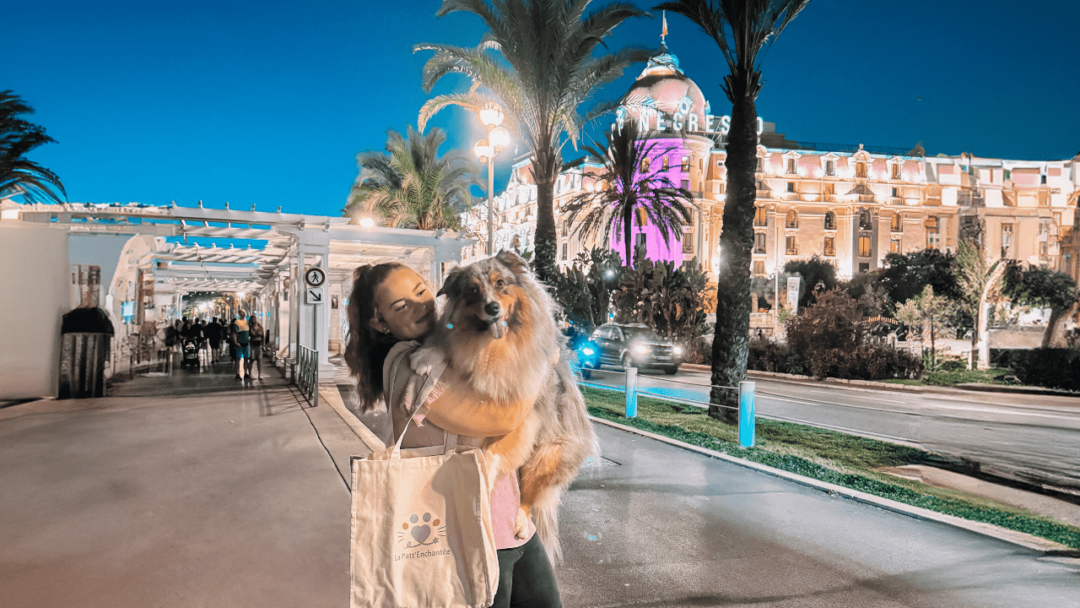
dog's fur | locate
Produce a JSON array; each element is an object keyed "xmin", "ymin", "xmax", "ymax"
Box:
[{"xmin": 415, "ymin": 251, "xmax": 597, "ymax": 563}]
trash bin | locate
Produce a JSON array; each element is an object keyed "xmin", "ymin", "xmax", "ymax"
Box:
[{"xmin": 59, "ymin": 307, "xmax": 115, "ymax": 399}]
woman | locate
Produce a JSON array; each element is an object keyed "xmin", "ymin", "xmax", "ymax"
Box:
[
  {"xmin": 231, "ymin": 310, "xmax": 250, "ymax": 380},
  {"xmin": 345, "ymin": 262, "xmax": 563, "ymax": 608},
  {"xmin": 247, "ymin": 315, "xmax": 264, "ymax": 380}
]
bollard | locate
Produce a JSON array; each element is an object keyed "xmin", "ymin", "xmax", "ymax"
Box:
[
  {"xmin": 624, "ymin": 366, "xmax": 638, "ymax": 418},
  {"xmin": 739, "ymin": 380, "xmax": 756, "ymax": 448}
]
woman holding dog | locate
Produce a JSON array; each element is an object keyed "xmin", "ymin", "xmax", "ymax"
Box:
[{"xmin": 346, "ymin": 261, "xmax": 563, "ymax": 608}]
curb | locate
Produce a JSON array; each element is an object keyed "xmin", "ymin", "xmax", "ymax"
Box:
[
  {"xmin": 587, "ymin": 414, "xmax": 1080, "ymax": 557},
  {"xmin": 681, "ymin": 364, "xmax": 1079, "ymax": 398}
]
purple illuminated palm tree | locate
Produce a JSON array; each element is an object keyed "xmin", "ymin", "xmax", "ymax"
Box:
[
  {"xmin": 563, "ymin": 120, "xmax": 693, "ymax": 268},
  {"xmin": 655, "ymin": 0, "xmax": 811, "ymax": 423}
]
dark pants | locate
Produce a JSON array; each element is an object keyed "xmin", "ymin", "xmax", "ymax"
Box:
[{"xmin": 491, "ymin": 534, "xmax": 562, "ymax": 608}]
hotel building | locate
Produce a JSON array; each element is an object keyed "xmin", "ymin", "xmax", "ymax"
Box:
[{"xmin": 461, "ymin": 45, "xmax": 1080, "ymax": 283}]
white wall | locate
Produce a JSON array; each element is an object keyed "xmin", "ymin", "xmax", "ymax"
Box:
[{"xmin": 0, "ymin": 224, "xmax": 70, "ymax": 399}]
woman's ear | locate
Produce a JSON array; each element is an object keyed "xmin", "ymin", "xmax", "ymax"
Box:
[{"xmin": 368, "ymin": 310, "xmax": 388, "ymax": 334}]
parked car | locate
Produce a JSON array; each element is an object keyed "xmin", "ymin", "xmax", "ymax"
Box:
[{"xmin": 588, "ymin": 323, "xmax": 683, "ymax": 374}]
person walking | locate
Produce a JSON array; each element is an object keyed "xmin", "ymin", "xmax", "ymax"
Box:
[
  {"xmin": 206, "ymin": 317, "xmax": 222, "ymax": 362},
  {"xmin": 230, "ymin": 310, "xmax": 251, "ymax": 380},
  {"xmin": 247, "ymin": 314, "xmax": 265, "ymax": 380}
]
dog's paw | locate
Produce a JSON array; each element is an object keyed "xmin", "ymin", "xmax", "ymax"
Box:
[
  {"xmin": 514, "ymin": 507, "xmax": 531, "ymax": 540},
  {"xmin": 410, "ymin": 347, "xmax": 447, "ymax": 377}
]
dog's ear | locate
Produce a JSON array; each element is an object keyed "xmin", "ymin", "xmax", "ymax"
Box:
[
  {"xmin": 495, "ymin": 251, "xmax": 530, "ymax": 277},
  {"xmin": 437, "ymin": 267, "xmax": 464, "ymax": 298}
]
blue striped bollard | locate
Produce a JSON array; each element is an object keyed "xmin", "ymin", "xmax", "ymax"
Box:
[{"xmin": 739, "ymin": 380, "xmax": 756, "ymax": 448}]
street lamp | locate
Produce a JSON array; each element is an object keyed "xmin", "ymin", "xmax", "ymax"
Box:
[{"xmin": 475, "ymin": 103, "xmax": 509, "ymax": 255}]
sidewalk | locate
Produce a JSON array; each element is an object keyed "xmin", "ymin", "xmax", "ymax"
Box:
[{"xmin": 0, "ymin": 363, "xmax": 366, "ymax": 608}]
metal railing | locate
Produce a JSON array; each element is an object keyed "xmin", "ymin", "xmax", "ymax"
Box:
[{"xmin": 296, "ymin": 345, "xmax": 319, "ymax": 407}]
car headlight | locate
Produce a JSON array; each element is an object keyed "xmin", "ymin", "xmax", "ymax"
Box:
[
  {"xmin": 632, "ymin": 344, "xmax": 650, "ymax": 355},
  {"xmin": 672, "ymin": 345, "xmax": 683, "ymax": 356},
  {"xmin": 581, "ymin": 347, "xmax": 594, "ymax": 355}
]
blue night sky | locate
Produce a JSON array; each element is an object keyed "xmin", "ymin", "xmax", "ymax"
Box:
[{"xmin": 5, "ymin": 0, "xmax": 1079, "ymax": 219}]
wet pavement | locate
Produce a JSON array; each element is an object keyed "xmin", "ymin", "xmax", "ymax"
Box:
[{"xmin": 1, "ymin": 362, "xmax": 1078, "ymax": 607}]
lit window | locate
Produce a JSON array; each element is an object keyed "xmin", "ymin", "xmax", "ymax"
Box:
[
  {"xmin": 787, "ymin": 158, "xmax": 796, "ymax": 174},
  {"xmin": 891, "ymin": 164, "xmax": 901, "ymax": 179},
  {"xmin": 754, "ymin": 206, "xmax": 768, "ymax": 227},
  {"xmin": 754, "ymin": 232, "xmax": 766, "ymax": 254},
  {"xmin": 641, "ymin": 158, "xmax": 650, "ymax": 172},
  {"xmin": 681, "ymin": 156, "xmax": 690, "ymax": 172},
  {"xmin": 753, "ymin": 260, "xmax": 765, "ymax": 276},
  {"xmin": 891, "ymin": 214, "xmax": 902, "ymax": 232},
  {"xmin": 890, "ymin": 239, "xmax": 901, "ymax": 253},
  {"xmin": 856, "ymin": 162, "xmax": 868, "ymax": 178},
  {"xmin": 823, "ymin": 237, "xmax": 835, "ymax": 257},
  {"xmin": 662, "ymin": 156, "xmax": 669, "ymax": 170},
  {"xmin": 786, "ymin": 209, "xmax": 798, "ymax": 229},
  {"xmin": 786, "ymin": 236, "xmax": 798, "ymax": 255},
  {"xmin": 859, "ymin": 235, "xmax": 872, "ymax": 257}
]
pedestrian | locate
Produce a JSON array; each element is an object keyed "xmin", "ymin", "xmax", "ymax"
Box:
[
  {"xmin": 345, "ymin": 262, "xmax": 561, "ymax": 608},
  {"xmin": 230, "ymin": 309, "xmax": 251, "ymax": 380},
  {"xmin": 206, "ymin": 317, "xmax": 222, "ymax": 362},
  {"xmin": 165, "ymin": 319, "xmax": 182, "ymax": 370},
  {"xmin": 247, "ymin": 314, "xmax": 265, "ymax": 380}
]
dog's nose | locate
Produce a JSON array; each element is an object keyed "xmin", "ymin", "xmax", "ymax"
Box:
[{"xmin": 484, "ymin": 301, "xmax": 501, "ymax": 317}]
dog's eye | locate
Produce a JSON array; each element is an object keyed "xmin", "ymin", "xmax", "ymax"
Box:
[{"xmin": 495, "ymin": 279, "xmax": 506, "ymax": 290}]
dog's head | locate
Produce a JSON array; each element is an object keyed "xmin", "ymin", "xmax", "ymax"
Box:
[{"xmin": 437, "ymin": 251, "xmax": 531, "ymax": 340}]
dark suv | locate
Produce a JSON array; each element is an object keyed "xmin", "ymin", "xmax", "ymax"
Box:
[{"xmin": 588, "ymin": 323, "xmax": 683, "ymax": 375}]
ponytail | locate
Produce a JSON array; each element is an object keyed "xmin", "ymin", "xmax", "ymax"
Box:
[{"xmin": 345, "ymin": 262, "xmax": 407, "ymax": 411}]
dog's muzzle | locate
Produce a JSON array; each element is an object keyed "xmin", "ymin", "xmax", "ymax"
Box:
[{"xmin": 481, "ymin": 301, "xmax": 506, "ymax": 339}]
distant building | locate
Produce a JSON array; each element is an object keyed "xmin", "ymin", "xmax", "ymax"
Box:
[{"xmin": 460, "ymin": 44, "xmax": 1080, "ymax": 282}]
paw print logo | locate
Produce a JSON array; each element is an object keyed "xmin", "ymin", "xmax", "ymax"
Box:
[{"xmin": 398, "ymin": 512, "xmax": 446, "ymax": 548}]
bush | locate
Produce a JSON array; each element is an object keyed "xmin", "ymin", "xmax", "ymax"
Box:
[{"xmin": 1006, "ymin": 349, "xmax": 1080, "ymax": 391}]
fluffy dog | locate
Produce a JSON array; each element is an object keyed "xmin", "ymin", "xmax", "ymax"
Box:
[{"xmin": 414, "ymin": 250, "xmax": 597, "ymax": 562}]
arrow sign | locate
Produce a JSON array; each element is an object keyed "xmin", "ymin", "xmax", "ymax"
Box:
[{"xmin": 306, "ymin": 287, "xmax": 324, "ymax": 305}]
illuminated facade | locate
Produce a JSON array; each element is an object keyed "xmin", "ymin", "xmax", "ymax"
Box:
[{"xmin": 461, "ymin": 45, "xmax": 1080, "ymax": 282}]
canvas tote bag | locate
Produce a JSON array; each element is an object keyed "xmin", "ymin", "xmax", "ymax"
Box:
[{"xmin": 350, "ymin": 354, "xmax": 499, "ymax": 608}]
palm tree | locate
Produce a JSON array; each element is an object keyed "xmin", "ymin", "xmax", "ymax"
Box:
[
  {"xmin": 345, "ymin": 126, "xmax": 478, "ymax": 231},
  {"xmin": 415, "ymin": 0, "xmax": 654, "ymax": 285},
  {"xmin": 563, "ymin": 120, "xmax": 694, "ymax": 267},
  {"xmin": 0, "ymin": 90, "xmax": 66, "ymax": 205},
  {"xmin": 654, "ymin": 0, "xmax": 811, "ymax": 422}
]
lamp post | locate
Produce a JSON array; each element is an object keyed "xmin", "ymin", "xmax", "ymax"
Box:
[{"xmin": 474, "ymin": 103, "xmax": 509, "ymax": 255}]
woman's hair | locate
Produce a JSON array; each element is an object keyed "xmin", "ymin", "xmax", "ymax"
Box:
[{"xmin": 345, "ymin": 262, "xmax": 408, "ymax": 411}]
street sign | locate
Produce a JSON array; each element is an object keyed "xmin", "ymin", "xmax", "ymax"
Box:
[
  {"xmin": 304, "ymin": 267, "xmax": 326, "ymax": 287},
  {"xmin": 786, "ymin": 276, "xmax": 801, "ymax": 314},
  {"xmin": 306, "ymin": 287, "xmax": 325, "ymax": 305}
]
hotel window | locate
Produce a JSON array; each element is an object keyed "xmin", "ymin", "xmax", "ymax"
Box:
[
  {"xmin": 681, "ymin": 156, "xmax": 690, "ymax": 172},
  {"xmin": 856, "ymin": 162, "xmax": 868, "ymax": 178},
  {"xmin": 636, "ymin": 207, "xmax": 648, "ymax": 226},
  {"xmin": 787, "ymin": 182, "xmax": 796, "ymax": 193},
  {"xmin": 859, "ymin": 209, "xmax": 873, "ymax": 230},
  {"xmin": 823, "ymin": 183, "xmax": 835, "ymax": 195},
  {"xmin": 891, "ymin": 187, "xmax": 899, "ymax": 198},
  {"xmin": 680, "ymin": 179, "xmax": 690, "ymax": 191},
  {"xmin": 891, "ymin": 163, "xmax": 901, "ymax": 179},
  {"xmin": 753, "ymin": 260, "xmax": 766, "ymax": 276},
  {"xmin": 858, "ymin": 235, "xmax": 872, "ymax": 257},
  {"xmin": 561, "ymin": 242, "xmax": 568, "ymax": 261},
  {"xmin": 683, "ymin": 231, "xmax": 694, "ymax": 253},
  {"xmin": 890, "ymin": 239, "xmax": 902, "ymax": 253},
  {"xmin": 754, "ymin": 232, "xmax": 766, "ymax": 254},
  {"xmin": 754, "ymin": 206, "xmax": 768, "ymax": 227},
  {"xmin": 1001, "ymin": 224, "xmax": 1013, "ymax": 257},
  {"xmin": 823, "ymin": 237, "xmax": 835, "ymax": 256},
  {"xmin": 825, "ymin": 160, "xmax": 836, "ymax": 176},
  {"xmin": 786, "ymin": 236, "xmax": 798, "ymax": 255},
  {"xmin": 926, "ymin": 216, "xmax": 941, "ymax": 249},
  {"xmin": 787, "ymin": 158, "xmax": 797, "ymax": 174},
  {"xmin": 699, "ymin": 158, "xmax": 704, "ymax": 171},
  {"xmin": 891, "ymin": 213, "xmax": 902, "ymax": 232},
  {"xmin": 757, "ymin": 157, "xmax": 765, "ymax": 173},
  {"xmin": 824, "ymin": 212, "xmax": 836, "ymax": 230},
  {"xmin": 641, "ymin": 158, "xmax": 650, "ymax": 172},
  {"xmin": 785, "ymin": 209, "xmax": 798, "ymax": 228},
  {"xmin": 662, "ymin": 156, "xmax": 670, "ymax": 170}
]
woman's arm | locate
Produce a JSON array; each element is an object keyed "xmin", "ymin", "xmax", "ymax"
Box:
[{"xmin": 423, "ymin": 365, "xmax": 534, "ymax": 437}]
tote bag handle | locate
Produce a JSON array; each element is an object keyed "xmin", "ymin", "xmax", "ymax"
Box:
[{"xmin": 384, "ymin": 347, "xmax": 457, "ymax": 459}]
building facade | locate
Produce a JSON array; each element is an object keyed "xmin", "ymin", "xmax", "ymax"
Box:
[{"xmin": 461, "ymin": 46, "xmax": 1080, "ymax": 283}]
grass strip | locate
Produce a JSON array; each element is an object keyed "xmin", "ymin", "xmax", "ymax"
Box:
[{"xmin": 581, "ymin": 386, "xmax": 1080, "ymax": 550}]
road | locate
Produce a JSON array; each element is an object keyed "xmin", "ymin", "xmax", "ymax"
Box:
[{"xmin": 581, "ymin": 367, "xmax": 1080, "ymax": 492}]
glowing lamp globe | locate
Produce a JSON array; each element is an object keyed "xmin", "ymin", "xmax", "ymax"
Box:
[
  {"xmin": 473, "ymin": 139, "xmax": 492, "ymax": 160},
  {"xmin": 479, "ymin": 104, "xmax": 504, "ymax": 128},
  {"xmin": 489, "ymin": 126, "xmax": 510, "ymax": 150}
]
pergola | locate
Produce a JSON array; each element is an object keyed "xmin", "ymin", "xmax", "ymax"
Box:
[{"xmin": 12, "ymin": 201, "xmax": 474, "ymax": 376}]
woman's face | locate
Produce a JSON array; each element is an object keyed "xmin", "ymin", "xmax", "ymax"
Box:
[{"xmin": 371, "ymin": 267, "xmax": 436, "ymax": 340}]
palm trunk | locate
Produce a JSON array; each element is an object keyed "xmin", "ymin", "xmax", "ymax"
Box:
[
  {"xmin": 709, "ymin": 79, "xmax": 757, "ymax": 424},
  {"xmin": 533, "ymin": 154, "xmax": 558, "ymax": 288},
  {"xmin": 1041, "ymin": 302, "xmax": 1077, "ymax": 348},
  {"xmin": 624, "ymin": 206, "xmax": 634, "ymax": 269}
]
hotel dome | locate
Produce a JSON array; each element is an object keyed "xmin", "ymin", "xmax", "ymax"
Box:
[{"xmin": 621, "ymin": 44, "xmax": 709, "ymax": 129}]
